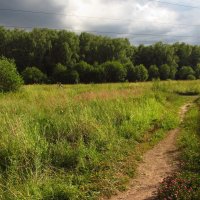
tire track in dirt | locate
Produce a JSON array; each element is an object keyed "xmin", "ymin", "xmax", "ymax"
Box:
[{"xmin": 108, "ymin": 103, "xmax": 191, "ymax": 200}]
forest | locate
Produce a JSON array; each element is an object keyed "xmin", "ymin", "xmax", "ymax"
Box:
[{"xmin": 0, "ymin": 26, "xmax": 200, "ymax": 84}]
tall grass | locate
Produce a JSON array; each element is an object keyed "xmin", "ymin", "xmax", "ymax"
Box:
[
  {"xmin": 0, "ymin": 81, "xmax": 198, "ymax": 199},
  {"xmin": 157, "ymin": 97, "xmax": 200, "ymax": 200}
]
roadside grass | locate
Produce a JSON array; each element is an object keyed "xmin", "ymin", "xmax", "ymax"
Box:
[
  {"xmin": 156, "ymin": 97, "xmax": 200, "ymax": 200},
  {"xmin": 0, "ymin": 81, "xmax": 199, "ymax": 199}
]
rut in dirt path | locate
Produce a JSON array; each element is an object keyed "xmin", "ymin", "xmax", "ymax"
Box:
[{"xmin": 109, "ymin": 103, "xmax": 191, "ymax": 200}]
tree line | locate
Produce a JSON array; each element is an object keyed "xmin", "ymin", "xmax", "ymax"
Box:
[{"xmin": 0, "ymin": 26, "xmax": 200, "ymax": 84}]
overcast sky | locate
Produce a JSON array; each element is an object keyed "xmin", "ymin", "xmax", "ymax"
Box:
[{"xmin": 0, "ymin": 0, "xmax": 200, "ymax": 45}]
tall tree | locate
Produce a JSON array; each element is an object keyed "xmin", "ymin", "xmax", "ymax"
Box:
[{"xmin": 173, "ymin": 42, "xmax": 192, "ymax": 67}]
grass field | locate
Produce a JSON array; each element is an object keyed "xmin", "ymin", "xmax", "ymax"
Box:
[{"xmin": 0, "ymin": 80, "xmax": 199, "ymax": 199}]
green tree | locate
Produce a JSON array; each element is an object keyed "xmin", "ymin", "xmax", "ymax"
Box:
[
  {"xmin": 52, "ymin": 30, "xmax": 79, "ymax": 67},
  {"xmin": 173, "ymin": 42, "xmax": 192, "ymax": 67},
  {"xmin": 74, "ymin": 61, "xmax": 94, "ymax": 83},
  {"xmin": 148, "ymin": 65, "xmax": 159, "ymax": 80},
  {"xmin": 152, "ymin": 42, "xmax": 178, "ymax": 67},
  {"xmin": 6, "ymin": 29, "xmax": 34, "ymax": 71},
  {"xmin": 30, "ymin": 28, "xmax": 57, "ymax": 74},
  {"xmin": 186, "ymin": 74, "xmax": 196, "ymax": 80},
  {"xmin": 0, "ymin": 57, "xmax": 23, "ymax": 92},
  {"xmin": 134, "ymin": 64, "xmax": 148, "ymax": 81},
  {"xmin": 102, "ymin": 61, "xmax": 126, "ymax": 82},
  {"xmin": 66, "ymin": 70, "xmax": 79, "ymax": 84},
  {"xmin": 125, "ymin": 62, "xmax": 136, "ymax": 82},
  {"xmin": 0, "ymin": 27, "xmax": 9, "ymax": 57},
  {"xmin": 135, "ymin": 42, "xmax": 178, "ymax": 68},
  {"xmin": 22, "ymin": 67, "xmax": 47, "ymax": 84},
  {"xmin": 91, "ymin": 66, "xmax": 106, "ymax": 83},
  {"xmin": 169, "ymin": 65, "xmax": 177, "ymax": 80},
  {"xmin": 159, "ymin": 64, "xmax": 170, "ymax": 80},
  {"xmin": 190, "ymin": 46, "xmax": 200, "ymax": 67},
  {"xmin": 52, "ymin": 63, "xmax": 68, "ymax": 83},
  {"xmin": 194, "ymin": 64, "xmax": 200, "ymax": 79},
  {"xmin": 79, "ymin": 32, "xmax": 133, "ymax": 65},
  {"xmin": 177, "ymin": 66, "xmax": 195, "ymax": 80}
]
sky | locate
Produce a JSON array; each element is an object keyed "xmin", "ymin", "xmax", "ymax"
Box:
[{"xmin": 0, "ymin": 0, "xmax": 200, "ymax": 45}]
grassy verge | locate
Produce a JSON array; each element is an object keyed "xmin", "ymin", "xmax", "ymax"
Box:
[
  {"xmin": 0, "ymin": 81, "xmax": 198, "ymax": 199},
  {"xmin": 156, "ymin": 98, "xmax": 200, "ymax": 200}
]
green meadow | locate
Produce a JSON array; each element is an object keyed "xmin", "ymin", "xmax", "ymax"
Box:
[{"xmin": 0, "ymin": 80, "xmax": 199, "ymax": 199}]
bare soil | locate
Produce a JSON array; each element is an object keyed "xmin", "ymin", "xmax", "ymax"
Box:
[{"xmin": 108, "ymin": 103, "xmax": 191, "ymax": 200}]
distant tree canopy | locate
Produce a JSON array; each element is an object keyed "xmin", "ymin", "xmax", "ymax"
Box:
[{"xmin": 0, "ymin": 26, "xmax": 200, "ymax": 84}]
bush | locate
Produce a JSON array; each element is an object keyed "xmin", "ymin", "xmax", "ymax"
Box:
[
  {"xmin": 159, "ymin": 64, "xmax": 170, "ymax": 80},
  {"xmin": 135, "ymin": 64, "xmax": 148, "ymax": 81},
  {"xmin": 22, "ymin": 67, "xmax": 47, "ymax": 84},
  {"xmin": 91, "ymin": 66, "xmax": 106, "ymax": 83},
  {"xmin": 187, "ymin": 74, "xmax": 196, "ymax": 80},
  {"xmin": 157, "ymin": 173, "xmax": 200, "ymax": 200},
  {"xmin": 66, "ymin": 70, "xmax": 79, "ymax": 84},
  {"xmin": 52, "ymin": 63, "xmax": 68, "ymax": 83},
  {"xmin": 102, "ymin": 61, "xmax": 126, "ymax": 82},
  {"xmin": 125, "ymin": 62, "xmax": 136, "ymax": 82},
  {"xmin": 177, "ymin": 66, "xmax": 195, "ymax": 80},
  {"xmin": 195, "ymin": 64, "xmax": 200, "ymax": 79},
  {"xmin": 74, "ymin": 61, "xmax": 94, "ymax": 83},
  {"xmin": 148, "ymin": 65, "xmax": 159, "ymax": 80},
  {"xmin": 0, "ymin": 57, "xmax": 23, "ymax": 92}
]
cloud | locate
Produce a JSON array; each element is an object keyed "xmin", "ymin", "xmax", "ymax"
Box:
[
  {"xmin": 0, "ymin": 0, "xmax": 199, "ymax": 45},
  {"xmin": 0, "ymin": 0, "xmax": 66, "ymax": 28}
]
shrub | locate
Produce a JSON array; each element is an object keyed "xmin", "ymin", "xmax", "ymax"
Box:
[
  {"xmin": 91, "ymin": 66, "xmax": 106, "ymax": 83},
  {"xmin": 66, "ymin": 70, "xmax": 79, "ymax": 84},
  {"xmin": 187, "ymin": 74, "xmax": 196, "ymax": 80},
  {"xmin": 159, "ymin": 64, "xmax": 170, "ymax": 80},
  {"xmin": 52, "ymin": 63, "xmax": 68, "ymax": 83},
  {"xmin": 74, "ymin": 61, "xmax": 94, "ymax": 83},
  {"xmin": 195, "ymin": 64, "xmax": 200, "ymax": 79},
  {"xmin": 134, "ymin": 64, "xmax": 148, "ymax": 81},
  {"xmin": 157, "ymin": 173, "xmax": 200, "ymax": 200},
  {"xmin": 177, "ymin": 66, "xmax": 195, "ymax": 80},
  {"xmin": 102, "ymin": 61, "xmax": 126, "ymax": 82},
  {"xmin": 169, "ymin": 65, "xmax": 177, "ymax": 80},
  {"xmin": 22, "ymin": 67, "xmax": 47, "ymax": 84},
  {"xmin": 125, "ymin": 62, "xmax": 136, "ymax": 82},
  {"xmin": 0, "ymin": 57, "xmax": 23, "ymax": 92},
  {"xmin": 148, "ymin": 65, "xmax": 159, "ymax": 80}
]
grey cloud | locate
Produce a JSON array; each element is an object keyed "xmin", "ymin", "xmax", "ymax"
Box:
[{"xmin": 0, "ymin": 0, "xmax": 66, "ymax": 28}]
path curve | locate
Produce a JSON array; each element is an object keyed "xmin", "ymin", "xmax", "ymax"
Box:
[{"xmin": 109, "ymin": 103, "xmax": 191, "ymax": 200}]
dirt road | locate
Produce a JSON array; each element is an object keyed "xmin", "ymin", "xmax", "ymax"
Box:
[{"xmin": 109, "ymin": 104, "xmax": 191, "ymax": 200}]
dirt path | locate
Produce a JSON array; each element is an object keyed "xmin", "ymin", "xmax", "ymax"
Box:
[{"xmin": 109, "ymin": 103, "xmax": 191, "ymax": 200}]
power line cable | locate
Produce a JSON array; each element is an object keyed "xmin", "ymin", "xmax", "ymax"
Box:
[{"xmin": 148, "ymin": 0, "xmax": 200, "ymax": 9}]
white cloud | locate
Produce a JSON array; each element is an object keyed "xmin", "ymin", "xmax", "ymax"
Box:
[{"xmin": 58, "ymin": 0, "xmax": 182, "ymax": 44}]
